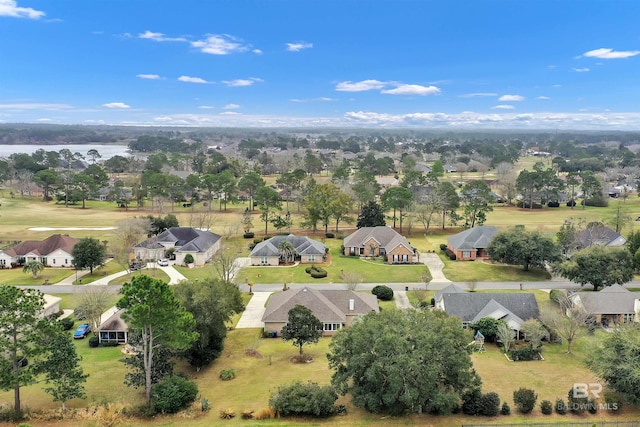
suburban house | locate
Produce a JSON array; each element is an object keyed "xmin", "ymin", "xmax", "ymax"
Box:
[
  {"xmin": 435, "ymin": 284, "xmax": 540, "ymax": 333},
  {"xmin": 576, "ymin": 225, "xmax": 627, "ymax": 249},
  {"xmin": 98, "ymin": 307, "xmax": 129, "ymax": 344},
  {"xmin": 375, "ymin": 176, "xmax": 400, "ymax": 188},
  {"xmin": 133, "ymin": 227, "xmax": 222, "ymax": 266},
  {"xmin": 343, "ymin": 226, "xmax": 417, "ymax": 264},
  {"xmin": 570, "ymin": 285, "xmax": 640, "ymax": 327},
  {"xmin": 447, "ymin": 226, "xmax": 498, "ymax": 261},
  {"xmin": 249, "ymin": 234, "xmax": 326, "ymax": 266},
  {"xmin": 262, "ymin": 287, "xmax": 379, "ymax": 336},
  {"xmin": 0, "ymin": 234, "xmax": 79, "ymax": 268}
]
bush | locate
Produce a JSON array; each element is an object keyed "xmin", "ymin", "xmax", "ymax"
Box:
[
  {"xmin": 549, "ymin": 289, "xmax": 565, "ymax": 304},
  {"xmin": 500, "ymin": 401, "xmax": 510, "ymax": 415},
  {"xmin": 305, "ymin": 265, "xmax": 327, "ymax": 278},
  {"xmin": 430, "ymin": 297, "xmax": 435, "ymax": 307},
  {"xmin": 263, "ymin": 236, "xmax": 271, "ymax": 241},
  {"xmin": 547, "ymin": 201, "xmax": 560, "ymax": 208},
  {"xmin": 253, "ymin": 238, "xmax": 262, "ymax": 244},
  {"xmin": 588, "ymin": 398, "xmax": 598, "ymax": 414},
  {"xmin": 567, "ymin": 387, "xmax": 588, "ymax": 414},
  {"xmin": 60, "ymin": 317, "xmax": 74, "ymax": 331},
  {"xmin": 479, "ymin": 392, "xmax": 501, "ymax": 416},
  {"xmin": 444, "ymin": 248, "xmax": 456, "ymax": 260},
  {"xmin": 244, "ymin": 232, "xmax": 255, "ymax": 238},
  {"xmin": 219, "ymin": 368, "xmax": 236, "ymax": 381},
  {"xmin": 151, "ymin": 375, "xmax": 199, "ymax": 414},
  {"xmin": 325, "ymin": 232, "xmax": 335, "ymax": 238},
  {"xmin": 513, "ymin": 388, "xmax": 537, "ymax": 414},
  {"xmin": 540, "ymin": 400, "xmax": 553, "ymax": 415},
  {"xmin": 269, "ymin": 381, "xmax": 338, "ymax": 418},
  {"xmin": 604, "ymin": 391, "xmax": 622, "ymax": 412},
  {"xmin": 566, "ymin": 200, "xmax": 576, "ymax": 207},
  {"xmin": 88, "ymin": 336, "xmax": 99, "ymax": 348},
  {"xmin": 555, "ymin": 398, "xmax": 567, "ymax": 415},
  {"xmin": 99, "ymin": 341, "xmax": 119, "ymax": 347},
  {"xmin": 372, "ymin": 285, "xmax": 394, "ymax": 301},
  {"xmin": 183, "ymin": 254, "xmax": 194, "ymax": 264},
  {"xmin": 439, "ymin": 243, "xmax": 448, "ymax": 251}
]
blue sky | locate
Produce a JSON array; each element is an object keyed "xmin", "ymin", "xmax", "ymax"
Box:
[{"xmin": 1, "ymin": 0, "xmax": 639, "ymax": 129}]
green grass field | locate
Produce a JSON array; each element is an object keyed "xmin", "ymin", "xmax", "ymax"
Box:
[{"xmin": 0, "ymin": 266, "xmax": 74, "ymax": 286}]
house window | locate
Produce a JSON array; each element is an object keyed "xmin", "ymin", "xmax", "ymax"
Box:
[
  {"xmin": 392, "ymin": 254, "xmax": 398, "ymax": 263},
  {"xmin": 308, "ymin": 255, "xmax": 316, "ymax": 262},
  {"xmin": 462, "ymin": 251, "xmax": 471, "ymax": 258},
  {"xmin": 359, "ymin": 248, "xmax": 364, "ymax": 255},
  {"xmin": 261, "ymin": 257, "xmax": 268, "ymax": 264},
  {"xmin": 65, "ymin": 259, "xmax": 68, "ymax": 264},
  {"xmin": 624, "ymin": 314, "xmax": 634, "ymax": 323},
  {"xmin": 0, "ymin": 260, "xmax": 5, "ymax": 266},
  {"xmin": 323, "ymin": 323, "xmax": 342, "ymax": 331},
  {"xmin": 52, "ymin": 259, "xmax": 56, "ymax": 264}
]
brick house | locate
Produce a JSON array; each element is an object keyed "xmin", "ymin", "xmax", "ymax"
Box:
[
  {"xmin": 447, "ymin": 226, "xmax": 498, "ymax": 261},
  {"xmin": 343, "ymin": 226, "xmax": 416, "ymax": 264}
]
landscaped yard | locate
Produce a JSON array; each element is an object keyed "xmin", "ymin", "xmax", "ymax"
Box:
[
  {"xmin": 72, "ymin": 260, "xmax": 125, "ymax": 285},
  {"xmin": 107, "ymin": 267, "xmax": 171, "ymax": 285}
]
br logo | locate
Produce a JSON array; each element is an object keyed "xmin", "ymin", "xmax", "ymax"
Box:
[{"xmin": 572, "ymin": 383, "xmax": 602, "ymax": 399}]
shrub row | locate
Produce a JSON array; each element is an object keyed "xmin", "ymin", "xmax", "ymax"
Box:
[
  {"xmin": 305, "ymin": 265, "xmax": 327, "ymax": 278},
  {"xmin": 509, "ymin": 347, "xmax": 541, "ymax": 361},
  {"xmin": 444, "ymin": 248, "xmax": 456, "ymax": 260},
  {"xmin": 462, "ymin": 391, "xmax": 501, "ymax": 416}
]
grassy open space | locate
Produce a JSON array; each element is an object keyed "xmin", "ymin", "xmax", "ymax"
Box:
[
  {"xmin": 0, "ymin": 266, "xmax": 74, "ymax": 286},
  {"xmin": 107, "ymin": 267, "xmax": 171, "ymax": 285},
  {"xmin": 72, "ymin": 261, "xmax": 125, "ymax": 285},
  {"xmin": 5, "ymin": 323, "xmax": 639, "ymax": 427}
]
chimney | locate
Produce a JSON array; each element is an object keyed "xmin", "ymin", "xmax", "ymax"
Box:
[{"xmin": 349, "ymin": 299, "xmax": 355, "ymax": 311}]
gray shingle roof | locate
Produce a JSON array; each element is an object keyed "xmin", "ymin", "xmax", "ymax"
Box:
[
  {"xmin": 434, "ymin": 283, "xmax": 466, "ymax": 302},
  {"xmin": 135, "ymin": 227, "xmax": 221, "ymax": 253},
  {"xmin": 572, "ymin": 285, "xmax": 640, "ymax": 314},
  {"xmin": 262, "ymin": 287, "xmax": 379, "ymax": 323},
  {"xmin": 447, "ymin": 226, "xmax": 498, "ymax": 251},
  {"xmin": 576, "ymin": 226, "xmax": 627, "ymax": 248},
  {"xmin": 99, "ymin": 309, "xmax": 128, "ymax": 331},
  {"xmin": 441, "ymin": 293, "xmax": 539, "ymax": 324},
  {"xmin": 249, "ymin": 235, "xmax": 325, "ymax": 258},
  {"xmin": 343, "ymin": 226, "xmax": 413, "ymax": 251}
]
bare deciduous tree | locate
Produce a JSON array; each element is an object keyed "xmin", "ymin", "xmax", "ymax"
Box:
[
  {"xmin": 212, "ymin": 243, "xmax": 241, "ymax": 283},
  {"xmin": 520, "ymin": 319, "xmax": 548, "ymax": 349},
  {"xmin": 497, "ymin": 322, "xmax": 515, "ymax": 353},
  {"xmin": 340, "ymin": 271, "xmax": 363, "ymax": 291},
  {"xmin": 539, "ymin": 295, "xmax": 590, "ymax": 354},
  {"xmin": 111, "ymin": 217, "xmax": 151, "ymax": 273},
  {"xmin": 187, "ymin": 210, "xmax": 217, "ymax": 231}
]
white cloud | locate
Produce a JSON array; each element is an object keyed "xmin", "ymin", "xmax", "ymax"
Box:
[
  {"xmin": 547, "ymin": 65, "xmax": 557, "ymax": 69},
  {"xmin": 583, "ymin": 48, "xmax": 640, "ymax": 59},
  {"xmin": 178, "ymin": 76, "xmax": 210, "ymax": 84},
  {"xmin": 0, "ymin": 0, "xmax": 45, "ymax": 19},
  {"xmin": 102, "ymin": 102, "xmax": 130, "ymax": 109},
  {"xmin": 572, "ymin": 67, "xmax": 590, "ymax": 72},
  {"xmin": 252, "ymin": 49, "xmax": 263, "ymax": 54},
  {"xmin": 154, "ymin": 116, "xmax": 173, "ymax": 122},
  {"xmin": 136, "ymin": 73, "xmax": 161, "ymax": 80},
  {"xmin": 381, "ymin": 84, "xmax": 440, "ymax": 96},
  {"xmin": 498, "ymin": 94, "xmax": 525, "ymax": 101},
  {"xmin": 36, "ymin": 118, "xmax": 52, "ymax": 122},
  {"xmin": 220, "ymin": 111, "xmax": 241, "ymax": 115},
  {"xmin": 198, "ymin": 105, "xmax": 214, "ymax": 109},
  {"xmin": 335, "ymin": 80, "xmax": 387, "ymax": 92},
  {"xmin": 139, "ymin": 30, "xmax": 186, "ymax": 42},
  {"xmin": 222, "ymin": 78, "xmax": 262, "ymax": 87},
  {"xmin": 492, "ymin": 105, "xmax": 515, "ymax": 110},
  {"xmin": 286, "ymin": 42, "xmax": 313, "ymax": 52},
  {"xmin": 223, "ymin": 104, "xmax": 240, "ymax": 109},
  {"xmin": 290, "ymin": 97, "xmax": 335, "ymax": 103},
  {"xmin": 458, "ymin": 92, "xmax": 497, "ymax": 98},
  {"xmin": 537, "ymin": 96, "xmax": 550, "ymax": 100},
  {"xmin": 0, "ymin": 103, "xmax": 72, "ymax": 110},
  {"xmin": 191, "ymin": 34, "xmax": 248, "ymax": 55}
]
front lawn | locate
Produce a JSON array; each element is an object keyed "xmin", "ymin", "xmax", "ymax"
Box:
[
  {"xmin": 72, "ymin": 261, "xmax": 125, "ymax": 285},
  {"xmin": 439, "ymin": 252, "xmax": 551, "ymax": 282},
  {"xmin": 0, "ymin": 266, "xmax": 74, "ymax": 286},
  {"xmin": 107, "ymin": 267, "xmax": 171, "ymax": 285}
]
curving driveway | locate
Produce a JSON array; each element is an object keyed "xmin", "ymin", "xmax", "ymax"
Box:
[{"xmin": 419, "ymin": 252, "xmax": 450, "ymax": 283}]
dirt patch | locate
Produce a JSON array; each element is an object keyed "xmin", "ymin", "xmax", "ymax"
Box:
[
  {"xmin": 245, "ymin": 349, "xmax": 264, "ymax": 359},
  {"xmin": 290, "ymin": 354, "xmax": 314, "ymax": 364}
]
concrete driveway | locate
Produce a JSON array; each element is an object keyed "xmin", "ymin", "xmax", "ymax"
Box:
[
  {"xmin": 236, "ymin": 292, "xmax": 272, "ymax": 329},
  {"xmin": 419, "ymin": 252, "xmax": 450, "ymax": 283}
]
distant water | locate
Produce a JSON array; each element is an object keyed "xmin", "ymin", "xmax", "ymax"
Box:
[{"xmin": 0, "ymin": 144, "xmax": 131, "ymax": 160}]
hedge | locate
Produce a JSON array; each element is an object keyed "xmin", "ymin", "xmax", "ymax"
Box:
[{"xmin": 372, "ymin": 285, "xmax": 394, "ymax": 301}]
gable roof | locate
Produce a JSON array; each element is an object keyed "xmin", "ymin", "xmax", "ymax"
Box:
[
  {"xmin": 135, "ymin": 227, "xmax": 221, "ymax": 253},
  {"xmin": 343, "ymin": 226, "xmax": 413, "ymax": 251},
  {"xmin": 441, "ymin": 293, "xmax": 539, "ymax": 327},
  {"xmin": 447, "ymin": 226, "xmax": 498, "ymax": 251},
  {"xmin": 99, "ymin": 307, "xmax": 128, "ymax": 331},
  {"xmin": 576, "ymin": 225, "xmax": 627, "ymax": 248},
  {"xmin": 434, "ymin": 283, "xmax": 466, "ymax": 302},
  {"xmin": 4, "ymin": 234, "xmax": 79, "ymax": 257},
  {"xmin": 250, "ymin": 235, "xmax": 326, "ymax": 258},
  {"xmin": 262, "ymin": 287, "xmax": 379, "ymax": 323},
  {"xmin": 572, "ymin": 285, "xmax": 640, "ymax": 314}
]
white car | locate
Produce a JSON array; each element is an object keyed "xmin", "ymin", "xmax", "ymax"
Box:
[{"xmin": 157, "ymin": 259, "xmax": 169, "ymax": 267}]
